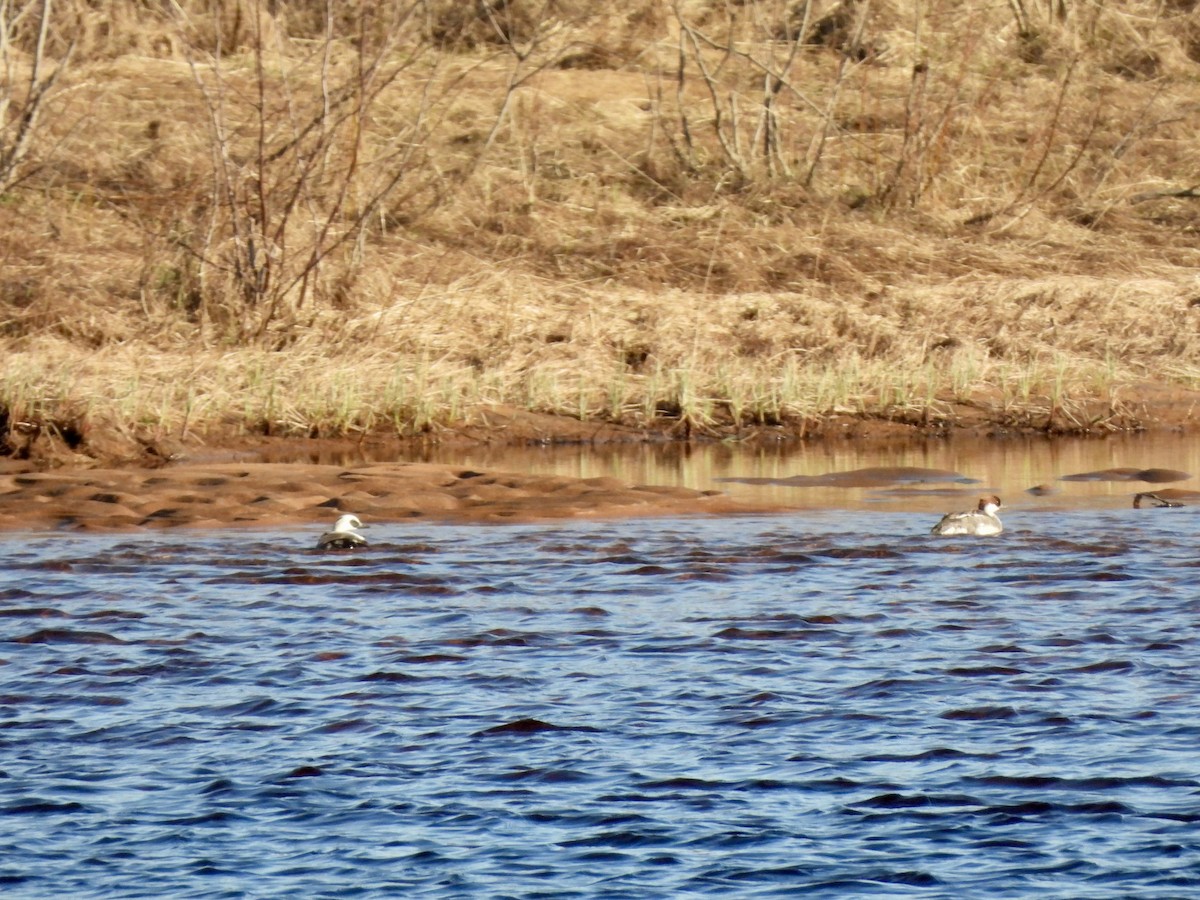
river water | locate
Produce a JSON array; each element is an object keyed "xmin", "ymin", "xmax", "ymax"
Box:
[
  {"xmin": 2, "ymin": 436, "xmax": 1200, "ymax": 897},
  {"xmin": 404, "ymin": 431, "xmax": 1200, "ymax": 512}
]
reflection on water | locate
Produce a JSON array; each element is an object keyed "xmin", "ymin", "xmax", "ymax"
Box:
[
  {"xmin": 2, "ymin": 508, "xmax": 1199, "ymax": 897},
  {"xmin": 390, "ymin": 433, "xmax": 1200, "ymax": 513},
  {"xmin": 238, "ymin": 429, "xmax": 1200, "ymax": 512}
]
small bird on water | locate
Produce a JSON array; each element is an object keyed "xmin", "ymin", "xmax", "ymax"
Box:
[
  {"xmin": 1133, "ymin": 492, "xmax": 1183, "ymax": 509},
  {"xmin": 317, "ymin": 514, "xmax": 369, "ymax": 550},
  {"xmin": 931, "ymin": 495, "xmax": 1003, "ymax": 536}
]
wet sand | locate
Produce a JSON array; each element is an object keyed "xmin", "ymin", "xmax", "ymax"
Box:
[
  {"xmin": 5, "ymin": 426, "xmax": 1200, "ymax": 533},
  {"xmin": 0, "ymin": 460, "xmax": 784, "ymax": 533}
]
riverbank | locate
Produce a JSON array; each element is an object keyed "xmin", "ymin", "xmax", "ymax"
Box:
[
  {"xmin": 6, "ymin": 380, "xmax": 1200, "ymax": 475},
  {"xmin": 5, "ymin": 419, "xmax": 1200, "ymax": 533},
  {"xmin": 0, "ymin": 457, "xmax": 787, "ymax": 533},
  {"xmin": 4, "ymin": 3, "xmax": 1200, "ymax": 470}
]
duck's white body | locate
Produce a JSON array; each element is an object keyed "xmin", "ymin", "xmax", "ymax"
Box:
[
  {"xmin": 317, "ymin": 514, "xmax": 368, "ymax": 550},
  {"xmin": 931, "ymin": 496, "xmax": 1003, "ymax": 536}
]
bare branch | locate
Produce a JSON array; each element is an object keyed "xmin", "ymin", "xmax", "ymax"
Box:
[{"xmin": 0, "ymin": 0, "xmax": 75, "ymax": 192}]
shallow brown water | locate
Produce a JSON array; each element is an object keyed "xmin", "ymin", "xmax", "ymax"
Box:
[
  {"xmin": 399, "ymin": 433, "xmax": 1200, "ymax": 514},
  {"xmin": 3, "ymin": 434, "xmax": 1198, "ymax": 535}
]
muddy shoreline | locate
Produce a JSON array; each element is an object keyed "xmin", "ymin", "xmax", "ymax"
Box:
[
  {"xmin": 0, "ymin": 460, "xmax": 790, "ymax": 534},
  {"xmin": 3, "ymin": 401, "xmax": 1199, "ymax": 533},
  {"xmin": 9, "ymin": 388, "xmax": 1200, "ymax": 472}
]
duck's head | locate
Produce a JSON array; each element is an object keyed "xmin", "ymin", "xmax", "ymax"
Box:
[
  {"xmin": 978, "ymin": 495, "xmax": 1002, "ymax": 515},
  {"xmin": 333, "ymin": 513, "xmax": 365, "ymax": 532}
]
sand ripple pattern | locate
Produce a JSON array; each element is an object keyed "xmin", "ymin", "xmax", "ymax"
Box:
[{"xmin": 1, "ymin": 510, "xmax": 1199, "ymax": 897}]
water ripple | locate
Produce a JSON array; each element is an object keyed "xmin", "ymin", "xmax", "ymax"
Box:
[{"xmin": 1, "ymin": 509, "xmax": 1199, "ymax": 897}]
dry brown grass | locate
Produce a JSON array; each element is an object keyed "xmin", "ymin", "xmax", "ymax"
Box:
[{"xmin": 4, "ymin": 0, "xmax": 1200, "ymax": 456}]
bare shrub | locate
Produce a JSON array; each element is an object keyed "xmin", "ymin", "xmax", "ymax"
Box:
[
  {"xmin": 0, "ymin": 0, "xmax": 74, "ymax": 192},
  {"xmin": 6, "ymin": 0, "xmax": 1200, "ymax": 443},
  {"xmin": 147, "ymin": 0, "xmax": 602, "ymax": 343}
]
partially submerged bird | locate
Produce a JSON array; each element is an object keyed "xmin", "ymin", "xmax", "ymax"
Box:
[
  {"xmin": 1133, "ymin": 492, "xmax": 1183, "ymax": 509},
  {"xmin": 317, "ymin": 514, "xmax": 369, "ymax": 550},
  {"xmin": 931, "ymin": 495, "xmax": 1003, "ymax": 536}
]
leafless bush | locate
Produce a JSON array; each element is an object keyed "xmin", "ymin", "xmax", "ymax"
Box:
[
  {"xmin": 655, "ymin": 0, "xmax": 906, "ymax": 192},
  {"xmin": 161, "ymin": 0, "xmax": 590, "ymax": 342},
  {"xmin": 650, "ymin": 0, "xmax": 1194, "ymax": 227},
  {"xmin": 0, "ymin": 0, "xmax": 73, "ymax": 192}
]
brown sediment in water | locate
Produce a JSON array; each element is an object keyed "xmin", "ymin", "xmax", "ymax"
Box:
[
  {"xmin": 0, "ymin": 459, "xmax": 791, "ymax": 533},
  {"xmin": 7, "ymin": 397, "xmax": 1200, "ymax": 532},
  {"xmin": 714, "ymin": 467, "xmax": 978, "ymax": 489},
  {"xmin": 1059, "ymin": 467, "xmax": 1192, "ymax": 483}
]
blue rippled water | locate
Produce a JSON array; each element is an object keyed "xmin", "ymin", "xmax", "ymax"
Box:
[{"xmin": 1, "ymin": 508, "xmax": 1199, "ymax": 898}]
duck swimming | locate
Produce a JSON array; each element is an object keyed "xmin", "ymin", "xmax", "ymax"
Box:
[
  {"xmin": 317, "ymin": 514, "xmax": 369, "ymax": 550},
  {"xmin": 931, "ymin": 495, "xmax": 1003, "ymax": 536},
  {"xmin": 1133, "ymin": 492, "xmax": 1183, "ymax": 509}
]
